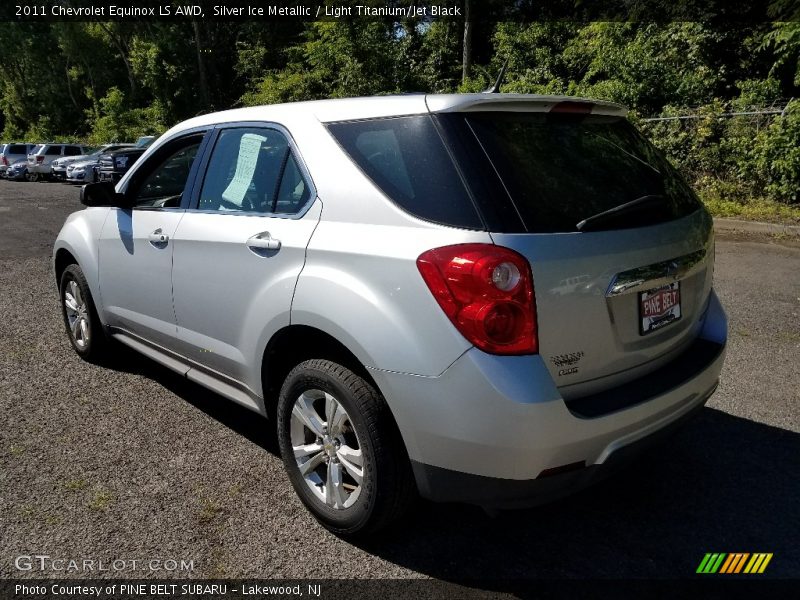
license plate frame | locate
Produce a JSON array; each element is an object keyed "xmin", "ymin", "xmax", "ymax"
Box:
[{"xmin": 639, "ymin": 281, "xmax": 682, "ymax": 335}]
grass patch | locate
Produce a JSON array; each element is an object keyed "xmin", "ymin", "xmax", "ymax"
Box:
[
  {"xmin": 88, "ymin": 488, "xmax": 114, "ymax": 511},
  {"xmin": 197, "ymin": 498, "xmax": 224, "ymax": 524},
  {"xmin": 65, "ymin": 478, "xmax": 88, "ymax": 492},
  {"xmin": 702, "ymin": 197, "xmax": 800, "ymax": 225}
]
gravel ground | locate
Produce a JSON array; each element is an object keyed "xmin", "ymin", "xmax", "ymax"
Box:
[{"xmin": 0, "ymin": 180, "xmax": 798, "ymax": 583}]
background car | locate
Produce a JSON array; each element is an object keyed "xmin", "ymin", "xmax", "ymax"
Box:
[
  {"xmin": 51, "ymin": 149, "xmax": 98, "ymax": 181},
  {"xmin": 65, "ymin": 144, "xmax": 135, "ymax": 184},
  {"xmin": 97, "ymin": 137, "xmax": 155, "ymax": 184},
  {"xmin": 1, "ymin": 143, "xmax": 37, "ymax": 178},
  {"xmin": 27, "ymin": 143, "xmax": 89, "ymax": 181},
  {"xmin": 5, "ymin": 158, "xmax": 29, "ymax": 181}
]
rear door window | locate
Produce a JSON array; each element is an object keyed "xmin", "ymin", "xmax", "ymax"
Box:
[
  {"xmin": 45, "ymin": 146, "xmax": 61, "ymax": 156},
  {"xmin": 461, "ymin": 112, "xmax": 700, "ymax": 233},
  {"xmin": 327, "ymin": 116, "xmax": 482, "ymax": 229},
  {"xmin": 63, "ymin": 146, "xmax": 82, "ymax": 156},
  {"xmin": 8, "ymin": 144, "xmax": 27, "ymax": 154},
  {"xmin": 196, "ymin": 127, "xmax": 310, "ymax": 215}
]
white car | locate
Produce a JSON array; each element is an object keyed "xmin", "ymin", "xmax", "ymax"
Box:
[
  {"xmin": 65, "ymin": 144, "xmax": 135, "ymax": 184},
  {"xmin": 27, "ymin": 143, "xmax": 88, "ymax": 181}
]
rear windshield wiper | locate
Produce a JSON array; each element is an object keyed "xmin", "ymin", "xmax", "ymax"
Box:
[{"xmin": 576, "ymin": 195, "xmax": 668, "ymax": 232}]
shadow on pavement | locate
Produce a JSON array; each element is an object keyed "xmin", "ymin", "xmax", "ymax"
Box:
[
  {"xmin": 358, "ymin": 407, "xmax": 800, "ymax": 581},
  {"xmin": 102, "ymin": 343, "xmax": 280, "ymax": 455},
  {"xmin": 101, "ymin": 346, "xmax": 799, "ymax": 581}
]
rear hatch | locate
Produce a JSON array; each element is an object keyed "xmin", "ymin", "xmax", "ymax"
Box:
[
  {"xmin": 433, "ymin": 101, "xmax": 714, "ymax": 396},
  {"xmin": 27, "ymin": 145, "xmax": 43, "ymax": 167}
]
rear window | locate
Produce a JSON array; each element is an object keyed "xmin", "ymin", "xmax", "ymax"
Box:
[
  {"xmin": 460, "ymin": 112, "xmax": 700, "ymax": 233},
  {"xmin": 326, "ymin": 116, "xmax": 482, "ymax": 229}
]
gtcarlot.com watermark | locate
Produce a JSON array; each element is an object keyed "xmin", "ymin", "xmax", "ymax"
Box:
[{"xmin": 14, "ymin": 555, "xmax": 194, "ymax": 573}]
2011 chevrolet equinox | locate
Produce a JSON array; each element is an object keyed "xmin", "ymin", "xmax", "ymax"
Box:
[{"xmin": 54, "ymin": 94, "xmax": 727, "ymax": 535}]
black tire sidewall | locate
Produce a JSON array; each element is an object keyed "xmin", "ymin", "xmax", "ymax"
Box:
[{"xmin": 277, "ymin": 363, "xmax": 378, "ymax": 534}]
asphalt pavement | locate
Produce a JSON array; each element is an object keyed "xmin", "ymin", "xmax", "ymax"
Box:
[{"xmin": 0, "ymin": 179, "xmax": 798, "ymax": 582}]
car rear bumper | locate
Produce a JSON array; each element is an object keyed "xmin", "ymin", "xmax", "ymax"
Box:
[{"xmin": 369, "ymin": 289, "xmax": 726, "ymax": 507}]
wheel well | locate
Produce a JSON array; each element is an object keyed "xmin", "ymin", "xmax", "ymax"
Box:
[
  {"xmin": 54, "ymin": 249, "xmax": 77, "ymax": 285},
  {"xmin": 261, "ymin": 325, "xmax": 379, "ymax": 413}
]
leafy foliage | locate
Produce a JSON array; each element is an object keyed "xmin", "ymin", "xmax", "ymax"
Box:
[{"xmin": 0, "ymin": 19, "xmax": 796, "ymax": 204}]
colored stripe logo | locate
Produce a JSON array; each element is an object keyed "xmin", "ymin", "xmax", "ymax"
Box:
[{"xmin": 697, "ymin": 553, "xmax": 773, "ymax": 574}]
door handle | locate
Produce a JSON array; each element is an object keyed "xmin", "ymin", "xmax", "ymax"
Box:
[
  {"xmin": 148, "ymin": 228, "xmax": 169, "ymax": 246},
  {"xmin": 247, "ymin": 232, "xmax": 281, "ymax": 252}
]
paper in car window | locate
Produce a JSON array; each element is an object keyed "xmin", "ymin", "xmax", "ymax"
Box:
[{"xmin": 222, "ymin": 133, "xmax": 266, "ymax": 206}]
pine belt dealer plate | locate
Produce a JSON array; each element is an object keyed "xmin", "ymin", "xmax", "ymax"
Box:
[{"xmin": 639, "ymin": 281, "xmax": 681, "ymax": 335}]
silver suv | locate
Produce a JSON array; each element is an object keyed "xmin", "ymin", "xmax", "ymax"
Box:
[{"xmin": 54, "ymin": 94, "xmax": 727, "ymax": 535}]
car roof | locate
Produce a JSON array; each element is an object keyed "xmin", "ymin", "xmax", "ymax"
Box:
[{"xmin": 167, "ymin": 93, "xmax": 627, "ymax": 134}]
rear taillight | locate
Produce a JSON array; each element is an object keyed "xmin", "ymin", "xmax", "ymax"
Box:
[
  {"xmin": 417, "ymin": 244, "xmax": 538, "ymax": 355},
  {"xmin": 36, "ymin": 155, "xmax": 44, "ymax": 163},
  {"xmin": 1, "ymin": 157, "xmax": 6, "ymax": 166}
]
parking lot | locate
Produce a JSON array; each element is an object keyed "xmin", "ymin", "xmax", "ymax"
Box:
[{"xmin": 1, "ymin": 179, "xmax": 798, "ymax": 582}]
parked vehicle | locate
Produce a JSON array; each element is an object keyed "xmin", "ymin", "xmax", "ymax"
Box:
[
  {"xmin": 6, "ymin": 158, "xmax": 29, "ymax": 181},
  {"xmin": 54, "ymin": 94, "xmax": 727, "ymax": 535},
  {"xmin": 96, "ymin": 136, "xmax": 155, "ymax": 184},
  {"xmin": 1, "ymin": 143, "xmax": 37, "ymax": 177},
  {"xmin": 51, "ymin": 150, "xmax": 96, "ymax": 181},
  {"xmin": 65, "ymin": 144, "xmax": 135, "ymax": 184},
  {"xmin": 27, "ymin": 143, "xmax": 89, "ymax": 181}
]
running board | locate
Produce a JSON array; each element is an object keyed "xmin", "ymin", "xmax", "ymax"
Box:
[{"xmin": 110, "ymin": 331, "xmax": 263, "ymax": 414}]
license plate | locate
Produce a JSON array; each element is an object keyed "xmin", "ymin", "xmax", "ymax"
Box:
[{"xmin": 639, "ymin": 282, "xmax": 681, "ymax": 335}]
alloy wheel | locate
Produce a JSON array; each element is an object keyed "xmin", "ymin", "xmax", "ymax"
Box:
[
  {"xmin": 290, "ymin": 389, "xmax": 364, "ymax": 510},
  {"xmin": 63, "ymin": 279, "xmax": 90, "ymax": 349}
]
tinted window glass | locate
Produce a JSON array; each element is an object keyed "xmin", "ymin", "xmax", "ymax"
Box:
[
  {"xmin": 131, "ymin": 140, "xmax": 201, "ymax": 208},
  {"xmin": 198, "ymin": 128, "xmax": 304, "ymax": 214},
  {"xmin": 464, "ymin": 112, "xmax": 700, "ymax": 233},
  {"xmin": 8, "ymin": 144, "xmax": 27, "ymax": 154},
  {"xmin": 45, "ymin": 146, "xmax": 61, "ymax": 155},
  {"xmin": 63, "ymin": 146, "xmax": 82, "ymax": 156},
  {"xmin": 327, "ymin": 116, "xmax": 482, "ymax": 229},
  {"xmin": 275, "ymin": 153, "xmax": 311, "ymax": 214}
]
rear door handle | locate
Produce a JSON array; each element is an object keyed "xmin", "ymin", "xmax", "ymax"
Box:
[
  {"xmin": 148, "ymin": 228, "xmax": 169, "ymax": 246},
  {"xmin": 247, "ymin": 232, "xmax": 281, "ymax": 252}
]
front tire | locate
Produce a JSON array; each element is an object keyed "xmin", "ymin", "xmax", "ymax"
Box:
[
  {"xmin": 276, "ymin": 359, "xmax": 415, "ymax": 536},
  {"xmin": 59, "ymin": 264, "xmax": 109, "ymax": 362}
]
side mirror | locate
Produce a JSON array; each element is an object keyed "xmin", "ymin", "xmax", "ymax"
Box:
[{"xmin": 80, "ymin": 182, "xmax": 130, "ymax": 208}]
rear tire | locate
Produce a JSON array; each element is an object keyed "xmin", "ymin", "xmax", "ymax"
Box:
[
  {"xmin": 59, "ymin": 264, "xmax": 111, "ymax": 362},
  {"xmin": 276, "ymin": 359, "xmax": 415, "ymax": 536}
]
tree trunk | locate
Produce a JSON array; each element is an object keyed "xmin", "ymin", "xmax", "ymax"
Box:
[
  {"xmin": 98, "ymin": 23, "xmax": 137, "ymax": 97},
  {"xmin": 192, "ymin": 20, "xmax": 211, "ymax": 111},
  {"xmin": 462, "ymin": 0, "xmax": 473, "ymax": 84},
  {"xmin": 64, "ymin": 63, "xmax": 80, "ymax": 110}
]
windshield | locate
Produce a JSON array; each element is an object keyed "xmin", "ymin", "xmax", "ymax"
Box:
[{"xmin": 462, "ymin": 112, "xmax": 700, "ymax": 233}]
